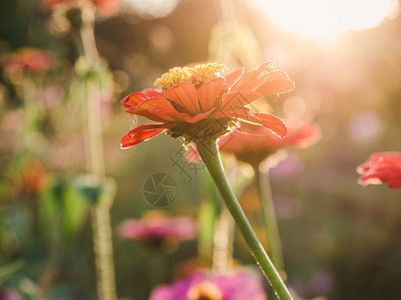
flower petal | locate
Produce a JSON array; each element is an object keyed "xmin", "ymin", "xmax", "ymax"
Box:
[
  {"xmin": 221, "ymin": 73, "xmax": 294, "ymax": 109},
  {"xmin": 121, "ymin": 92, "xmax": 148, "ymax": 109},
  {"xmin": 142, "ymin": 88, "xmax": 164, "ymax": 98},
  {"xmin": 148, "ymin": 107, "xmax": 215, "ymax": 123},
  {"xmin": 239, "ymin": 113, "xmax": 287, "ymax": 138},
  {"xmin": 121, "ymin": 89, "xmax": 164, "ymax": 109},
  {"xmin": 148, "ymin": 108, "xmax": 189, "ymax": 122},
  {"xmin": 230, "ymin": 61, "xmax": 274, "ymax": 93},
  {"xmin": 120, "ymin": 124, "xmax": 166, "ymax": 149},
  {"xmin": 183, "ymin": 109, "xmax": 215, "ymax": 123},
  {"xmin": 388, "ymin": 177, "xmax": 401, "ymax": 188},
  {"xmin": 284, "ymin": 122, "xmax": 321, "ymax": 148},
  {"xmin": 165, "ymin": 82, "xmax": 200, "ymax": 115},
  {"xmin": 224, "ymin": 67, "xmax": 245, "ymax": 88},
  {"xmin": 220, "ymin": 90, "xmax": 262, "ymax": 111},
  {"xmin": 212, "ymin": 106, "xmax": 250, "ymax": 119},
  {"xmin": 356, "ymin": 152, "xmax": 401, "ymax": 188},
  {"xmin": 255, "ymin": 71, "xmax": 295, "ymax": 95},
  {"xmin": 128, "ymin": 98, "xmax": 179, "ymax": 122},
  {"xmin": 196, "ymin": 77, "xmax": 225, "ymax": 111}
]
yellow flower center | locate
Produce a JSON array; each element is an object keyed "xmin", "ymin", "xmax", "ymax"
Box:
[
  {"xmin": 154, "ymin": 63, "xmax": 226, "ymax": 91},
  {"xmin": 187, "ymin": 281, "xmax": 223, "ymax": 300}
]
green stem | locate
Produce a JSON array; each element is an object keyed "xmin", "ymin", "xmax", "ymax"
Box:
[
  {"xmin": 40, "ymin": 212, "xmax": 62, "ymax": 297},
  {"xmin": 195, "ymin": 141, "xmax": 293, "ymax": 300},
  {"xmin": 254, "ymin": 166, "xmax": 285, "ymax": 277},
  {"xmin": 90, "ymin": 203, "xmax": 116, "ymax": 300},
  {"xmin": 197, "ymin": 196, "xmax": 216, "ymax": 263},
  {"xmin": 212, "ymin": 207, "xmax": 234, "ymax": 273},
  {"xmin": 79, "ymin": 5, "xmax": 117, "ymax": 300}
]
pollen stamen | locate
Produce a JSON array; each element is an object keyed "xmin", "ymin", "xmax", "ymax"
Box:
[{"xmin": 154, "ymin": 63, "xmax": 226, "ymax": 91}]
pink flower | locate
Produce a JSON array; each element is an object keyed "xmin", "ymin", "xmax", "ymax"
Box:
[
  {"xmin": 219, "ymin": 121, "xmax": 320, "ymax": 166},
  {"xmin": 118, "ymin": 211, "xmax": 196, "ymax": 245},
  {"xmin": 1, "ymin": 48, "xmax": 51, "ymax": 75},
  {"xmin": 0, "ymin": 287, "xmax": 22, "ymax": 300},
  {"xmin": 150, "ymin": 270, "xmax": 267, "ymax": 300},
  {"xmin": 356, "ymin": 152, "xmax": 401, "ymax": 189}
]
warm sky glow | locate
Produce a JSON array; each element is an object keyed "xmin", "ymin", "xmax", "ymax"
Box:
[{"xmin": 254, "ymin": 0, "xmax": 399, "ymax": 39}]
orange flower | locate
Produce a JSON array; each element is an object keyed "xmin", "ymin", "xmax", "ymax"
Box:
[
  {"xmin": 121, "ymin": 62, "xmax": 295, "ymax": 148},
  {"xmin": 21, "ymin": 159, "xmax": 48, "ymax": 195},
  {"xmin": 219, "ymin": 121, "xmax": 320, "ymax": 166}
]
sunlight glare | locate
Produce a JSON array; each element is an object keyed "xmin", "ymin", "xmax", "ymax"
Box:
[{"xmin": 254, "ymin": 0, "xmax": 399, "ymax": 39}]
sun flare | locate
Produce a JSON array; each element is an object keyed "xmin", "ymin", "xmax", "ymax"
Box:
[{"xmin": 254, "ymin": 0, "xmax": 399, "ymax": 39}]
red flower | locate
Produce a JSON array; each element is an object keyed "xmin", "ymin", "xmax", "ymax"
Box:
[
  {"xmin": 42, "ymin": 0, "xmax": 118, "ymax": 16},
  {"xmin": 219, "ymin": 121, "xmax": 320, "ymax": 166},
  {"xmin": 121, "ymin": 62, "xmax": 295, "ymax": 149},
  {"xmin": 356, "ymin": 152, "xmax": 401, "ymax": 189},
  {"xmin": 1, "ymin": 48, "xmax": 51, "ymax": 75}
]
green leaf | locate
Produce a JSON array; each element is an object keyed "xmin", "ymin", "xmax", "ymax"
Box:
[
  {"xmin": 39, "ymin": 176, "xmax": 89, "ymax": 246},
  {"xmin": 0, "ymin": 259, "xmax": 25, "ymax": 280},
  {"xmin": 62, "ymin": 186, "xmax": 89, "ymax": 244}
]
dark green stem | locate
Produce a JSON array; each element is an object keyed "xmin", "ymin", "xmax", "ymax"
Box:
[
  {"xmin": 195, "ymin": 141, "xmax": 293, "ymax": 300},
  {"xmin": 254, "ymin": 166, "xmax": 285, "ymax": 276}
]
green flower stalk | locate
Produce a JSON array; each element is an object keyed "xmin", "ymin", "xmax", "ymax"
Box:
[
  {"xmin": 59, "ymin": 2, "xmax": 117, "ymax": 299},
  {"xmin": 196, "ymin": 141, "xmax": 292, "ymax": 300},
  {"xmin": 254, "ymin": 166, "xmax": 285, "ymax": 275},
  {"xmin": 80, "ymin": 29, "xmax": 117, "ymax": 300}
]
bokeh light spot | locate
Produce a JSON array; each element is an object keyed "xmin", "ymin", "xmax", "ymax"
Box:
[
  {"xmin": 348, "ymin": 111, "xmax": 383, "ymax": 142},
  {"xmin": 283, "ymin": 96, "xmax": 307, "ymax": 120},
  {"xmin": 254, "ymin": 0, "xmax": 399, "ymax": 39}
]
